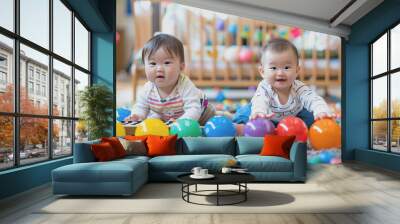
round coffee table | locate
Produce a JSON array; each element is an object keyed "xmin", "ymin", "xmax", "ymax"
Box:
[{"xmin": 177, "ymin": 172, "xmax": 255, "ymax": 206}]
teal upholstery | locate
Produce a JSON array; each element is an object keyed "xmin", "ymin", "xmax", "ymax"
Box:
[
  {"xmin": 52, "ymin": 157, "xmax": 148, "ymax": 195},
  {"xmin": 148, "ymin": 154, "xmax": 235, "ymax": 181},
  {"xmin": 73, "ymin": 139, "xmax": 100, "ymax": 163},
  {"xmin": 179, "ymin": 137, "xmax": 235, "ymax": 155},
  {"xmin": 236, "ymin": 155, "xmax": 293, "ymax": 172},
  {"xmin": 52, "ymin": 137, "xmax": 307, "ymax": 195},
  {"xmin": 235, "ymin": 137, "xmax": 263, "ymax": 155}
]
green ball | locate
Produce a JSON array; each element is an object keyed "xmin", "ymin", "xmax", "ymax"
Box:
[
  {"xmin": 308, "ymin": 156, "xmax": 320, "ymax": 165},
  {"xmin": 170, "ymin": 118, "xmax": 202, "ymax": 137}
]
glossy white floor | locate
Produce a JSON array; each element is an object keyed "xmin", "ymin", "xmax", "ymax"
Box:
[{"xmin": 1, "ymin": 162, "xmax": 400, "ymax": 224}]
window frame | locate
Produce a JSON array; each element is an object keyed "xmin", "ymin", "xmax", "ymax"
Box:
[
  {"xmin": 0, "ymin": 0, "xmax": 92, "ymax": 171},
  {"xmin": 370, "ymin": 20, "xmax": 400, "ymax": 154}
]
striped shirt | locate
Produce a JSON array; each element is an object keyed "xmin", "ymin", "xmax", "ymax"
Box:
[
  {"xmin": 251, "ymin": 80, "xmax": 331, "ymax": 122},
  {"xmin": 132, "ymin": 74, "xmax": 208, "ymax": 122}
]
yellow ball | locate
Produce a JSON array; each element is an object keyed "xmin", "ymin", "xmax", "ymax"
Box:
[
  {"xmin": 116, "ymin": 122, "xmax": 126, "ymax": 137},
  {"xmin": 135, "ymin": 118, "xmax": 169, "ymax": 136}
]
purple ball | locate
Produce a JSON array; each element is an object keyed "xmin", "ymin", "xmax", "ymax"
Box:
[{"xmin": 244, "ymin": 118, "xmax": 275, "ymax": 137}]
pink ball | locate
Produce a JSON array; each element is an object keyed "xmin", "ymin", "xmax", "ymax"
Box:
[
  {"xmin": 239, "ymin": 48, "xmax": 253, "ymax": 63},
  {"xmin": 330, "ymin": 157, "xmax": 342, "ymax": 164}
]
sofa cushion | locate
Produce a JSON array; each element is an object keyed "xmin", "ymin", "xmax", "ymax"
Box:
[
  {"xmin": 260, "ymin": 135, "xmax": 296, "ymax": 159},
  {"xmin": 52, "ymin": 159, "xmax": 146, "ymax": 183},
  {"xmin": 147, "ymin": 135, "xmax": 177, "ymax": 157},
  {"xmin": 148, "ymin": 154, "xmax": 235, "ymax": 172},
  {"xmin": 119, "ymin": 138, "xmax": 147, "ymax": 156},
  {"xmin": 91, "ymin": 142, "xmax": 118, "ymax": 161},
  {"xmin": 236, "ymin": 137, "xmax": 263, "ymax": 155},
  {"xmin": 73, "ymin": 140, "xmax": 100, "ymax": 163},
  {"xmin": 101, "ymin": 137, "xmax": 127, "ymax": 158},
  {"xmin": 236, "ymin": 155, "xmax": 293, "ymax": 172},
  {"xmin": 179, "ymin": 137, "xmax": 235, "ymax": 155}
]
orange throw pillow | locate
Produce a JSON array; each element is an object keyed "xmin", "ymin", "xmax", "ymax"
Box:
[
  {"xmin": 91, "ymin": 142, "xmax": 117, "ymax": 161},
  {"xmin": 146, "ymin": 135, "xmax": 177, "ymax": 157},
  {"xmin": 260, "ymin": 135, "xmax": 296, "ymax": 159},
  {"xmin": 101, "ymin": 137, "xmax": 126, "ymax": 158}
]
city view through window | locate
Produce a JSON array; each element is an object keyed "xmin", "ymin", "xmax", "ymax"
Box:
[
  {"xmin": 0, "ymin": 0, "xmax": 91, "ymax": 170},
  {"xmin": 371, "ymin": 23, "xmax": 400, "ymax": 153}
]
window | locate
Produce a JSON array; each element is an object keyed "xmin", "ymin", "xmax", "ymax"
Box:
[
  {"xmin": 28, "ymin": 81, "xmax": 34, "ymax": 94},
  {"xmin": 28, "ymin": 67, "xmax": 34, "ymax": 80},
  {"xmin": 370, "ymin": 23, "xmax": 400, "ymax": 154},
  {"xmin": 0, "ymin": 54, "xmax": 7, "ymax": 86},
  {"xmin": 36, "ymin": 84, "xmax": 40, "ymax": 95},
  {"xmin": 0, "ymin": 54, "xmax": 7, "ymax": 67},
  {"xmin": 42, "ymin": 85, "xmax": 46, "ymax": 97},
  {"xmin": 0, "ymin": 0, "xmax": 91, "ymax": 170}
]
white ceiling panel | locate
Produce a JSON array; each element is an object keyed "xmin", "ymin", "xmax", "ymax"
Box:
[{"xmin": 173, "ymin": 0, "xmax": 384, "ymax": 38}]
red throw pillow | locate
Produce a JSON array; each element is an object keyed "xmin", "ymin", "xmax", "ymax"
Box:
[
  {"xmin": 101, "ymin": 137, "xmax": 126, "ymax": 158},
  {"xmin": 146, "ymin": 135, "xmax": 177, "ymax": 157},
  {"xmin": 91, "ymin": 142, "xmax": 117, "ymax": 161},
  {"xmin": 260, "ymin": 135, "xmax": 296, "ymax": 159}
]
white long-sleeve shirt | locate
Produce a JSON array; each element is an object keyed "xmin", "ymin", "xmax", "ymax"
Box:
[
  {"xmin": 132, "ymin": 74, "xmax": 208, "ymax": 122},
  {"xmin": 251, "ymin": 80, "xmax": 331, "ymax": 122}
]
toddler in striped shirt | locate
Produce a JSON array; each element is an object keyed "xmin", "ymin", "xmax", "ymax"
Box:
[
  {"xmin": 126, "ymin": 34, "xmax": 214, "ymax": 125},
  {"xmin": 250, "ymin": 38, "xmax": 333, "ymax": 127}
]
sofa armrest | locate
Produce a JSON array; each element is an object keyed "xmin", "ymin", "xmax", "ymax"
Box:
[
  {"xmin": 73, "ymin": 140, "xmax": 100, "ymax": 163},
  {"xmin": 289, "ymin": 142, "xmax": 307, "ymax": 181}
]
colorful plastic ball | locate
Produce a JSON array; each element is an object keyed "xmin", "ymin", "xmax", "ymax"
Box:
[
  {"xmin": 169, "ymin": 118, "xmax": 202, "ymax": 137},
  {"xmin": 330, "ymin": 157, "xmax": 342, "ymax": 164},
  {"xmin": 308, "ymin": 155, "xmax": 320, "ymax": 164},
  {"xmin": 135, "ymin": 118, "xmax": 169, "ymax": 136},
  {"xmin": 276, "ymin": 116, "xmax": 308, "ymax": 142},
  {"xmin": 204, "ymin": 116, "xmax": 236, "ymax": 137},
  {"xmin": 244, "ymin": 118, "xmax": 275, "ymax": 137},
  {"xmin": 223, "ymin": 46, "xmax": 239, "ymax": 63},
  {"xmin": 319, "ymin": 151, "xmax": 334, "ymax": 164},
  {"xmin": 228, "ymin": 24, "xmax": 237, "ymax": 34},
  {"xmin": 116, "ymin": 121, "xmax": 126, "ymax": 137},
  {"xmin": 216, "ymin": 18, "xmax": 225, "ymax": 31},
  {"xmin": 309, "ymin": 118, "xmax": 341, "ymax": 150},
  {"xmin": 116, "ymin": 108, "xmax": 131, "ymax": 122},
  {"xmin": 239, "ymin": 48, "xmax": 253, "ymax": 63}
]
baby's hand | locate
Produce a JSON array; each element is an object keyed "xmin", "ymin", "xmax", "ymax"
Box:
[
  {"xmin": 250, "ymin": 113, "xmax": 275, "ymax": 120},
  {"xmin": 124, "ymin": 114, "xmax": 141, "ymax": 123},
  {"xmin": 315, "ymin": 112, "xmax": 336, "ymax": 120}
]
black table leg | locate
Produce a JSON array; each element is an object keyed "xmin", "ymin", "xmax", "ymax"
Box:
[
  {"xmin": 245, "ymin": 183, "xmax": 247, "ymax": 201},
  {"xmin": 217, "ymin": 184, "xmax": 219, "ymax": 206}
]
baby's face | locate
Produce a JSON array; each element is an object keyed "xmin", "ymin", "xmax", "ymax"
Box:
[
  {"xmin": 259, "ymin": 49, "xmax": 299, "ymax": 92},
  {"xmin": 144, "ymin": 47, "xmax": 184, "ymax": 90}
]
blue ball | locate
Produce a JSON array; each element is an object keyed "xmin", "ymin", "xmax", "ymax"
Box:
[
  {"xmin": 319, "ymin": 151, "xmax": 333, "ymax": 164},
  {"xmin": 117, "ymin": 108, "xmax": 131, "ymax": 122},
  {"xmin": 228, "ymin": 24, "xmax": 237, "ymax": 34},
  {"xmin": 204, "ymin": 116, "xmax": 236, "ymax": 137}
]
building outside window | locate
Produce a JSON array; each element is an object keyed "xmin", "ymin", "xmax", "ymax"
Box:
[
  {"xmin": 28, "ymin": 81, "xmax": 34, "ymax": 94},
  {"xmin": 0, "ymin": 0, "xmax": 91, "ymax": 170},
  {"xmin": 370, "ymin": 23, "xmax": 400, "ymax": 154}
]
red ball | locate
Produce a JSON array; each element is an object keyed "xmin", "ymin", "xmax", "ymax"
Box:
[{"xmin": 276, "ymin": 116, "xmax": 308, "ymax": 142}]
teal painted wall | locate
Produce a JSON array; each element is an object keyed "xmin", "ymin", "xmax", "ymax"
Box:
[
  {"xmin": 0, "ymin": 0, "xmax": 116, "ymax": 200},
  {"xmin": 344, "ymin": 0, "xmax": 400, "ymax": 171}
]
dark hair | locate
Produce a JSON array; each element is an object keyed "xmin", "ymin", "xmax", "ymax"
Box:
[
  {"xmin": 142, "ymin": 33, "xmax": 185, "ymax": 64},
  {"xmin": 261, "ymin": 38, "xmax": 299, "ymax": 64}
]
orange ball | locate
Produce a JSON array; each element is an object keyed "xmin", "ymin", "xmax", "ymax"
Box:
[{"xmin": 309, "ymin": 119, "xmax": 341, "ymax": 150}]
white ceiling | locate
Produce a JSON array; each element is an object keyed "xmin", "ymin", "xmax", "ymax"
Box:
[{"xmin": 173, "ymin": 0, "xmax": 384, "ymax": 38}]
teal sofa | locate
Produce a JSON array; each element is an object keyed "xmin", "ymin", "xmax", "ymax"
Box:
[{"xmin": 52, "ymin": 137, "xmax": 307, "ymax": 196}]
